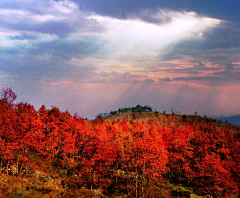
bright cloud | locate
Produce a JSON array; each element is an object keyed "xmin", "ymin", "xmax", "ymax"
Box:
[
  {"xmin": 0, "ymin": 1, "xmax": 222, "ymax": 83},
  {"xmin": 87, "ymin": 10, "xmax": 221, "ymax": 61},
  {"xmin": 61, "ymin": 9, "xmax": 222, "ymax": 80},
  {"xmin": 0, "ymin": 0, "xmax": 81, "ymax": 48},
  {"xmin": 0, "ymin": 1, "xmax": 78, "ymax": 24}
]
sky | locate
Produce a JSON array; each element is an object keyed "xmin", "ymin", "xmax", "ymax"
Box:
[{"xmin": 1, "ymin": 0, "xmax": 240, "ymax": 118}]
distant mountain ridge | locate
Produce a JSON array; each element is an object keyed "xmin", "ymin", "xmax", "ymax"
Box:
[{"xmin": 213, "ymin": 114, "xmax": 240, "ymax": 126}]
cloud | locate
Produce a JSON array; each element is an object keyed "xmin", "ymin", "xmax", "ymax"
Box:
[
  {"xmin": 71, "ymin": 0, "xmax": 240, "ymax": 24},
  {"xmin": 161, "ymin": 21, "xmax": 240, "ymax": 64},
  {"xmin": 88, "ymin": 10, "xmax": 221, "ymax": 61},
  {"xmin": 159, "ymin": 77, "xmax": 172, "ymax": 82},
  {"xmin": 1, "ymin": 1, "xmax": 73, "ymax": 24},
  {"xmin": 1, "ymin": 0, "xmax": 240, "ymax": 118},
  {"xmin": 92, "ymin": 71, "xmax": 141, "ymax": 84},
  {"xmin": 0, "ymin": 1, "xmax": 222, "ymax": 55},
  {"xmin": 173, "ymin": 76, "xmax": 221, "ymax": 82},
  {"xmin": 0, "ymin": 1, "xmax": 223, "ymax": 85},
  {"xmin": 143, "ymin": 78, "xmax": 155, "ymax": 83}
]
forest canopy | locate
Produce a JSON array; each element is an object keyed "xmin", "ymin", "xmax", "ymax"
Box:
[{"xmin": 0, "ymin": 88, "xmax": 239, "ymax": 198}]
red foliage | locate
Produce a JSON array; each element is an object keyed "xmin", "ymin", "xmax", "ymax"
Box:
[{"xmin": 0, "ymin": 88, "xmax": 239, "ymax": 197}]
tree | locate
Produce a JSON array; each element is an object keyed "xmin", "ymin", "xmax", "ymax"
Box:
[
  {"xmin": 0, "ymin": 88, "xmax": 18, "ymax": 174},
  {"xmin": 0, "ymin": 88, "xmax": 17, "ymax": 104}
]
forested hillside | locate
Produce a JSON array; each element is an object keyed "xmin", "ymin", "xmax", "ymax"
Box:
[{"xmin": 0, "ymin": 88, "xmax": 239, "ymax": 198}]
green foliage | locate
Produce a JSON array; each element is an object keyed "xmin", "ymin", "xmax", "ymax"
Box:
[{"xmin": 98, "ymin": 104, "xmax": 154, "ymax": 118}]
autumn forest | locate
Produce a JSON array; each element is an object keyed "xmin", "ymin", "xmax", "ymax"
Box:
[{"xmin": 0, "ymin": 88, "xmax": 239, "ymax": 198}]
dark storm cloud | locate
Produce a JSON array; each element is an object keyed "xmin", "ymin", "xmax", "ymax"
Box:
[
  {"xmin": 73, "ymin": 0, "xmax": 240, "ymax": 22},
  {"xmin": 212, "ymin": 70, "xmax": 240, "ymax": 80},
  {"xmin": 173, "ymin": 76, "xmax": 221, "ymax": 82},
  {"xmin": 0, "ymin": 37, "xmax": 100, "ymax": 82},
  {"xmin": 0, "ymin": 17, "xmax": 75, "ymax": 36},
  {"xmin": 0, "ymin": 51, "xmax": 97, "ymax": 82},
  {"xmin": 157, "ymin": 20, "xmax": 240, "ymax": 82},
  {"xmin": 172, "ymin": 62, "xmax": 219, "ymax": 75},
  {"xmin": 93, "ymin": 71, "xmax": 141, "ymax": 83},
  {"xmin": 143, "ymin": 78, "xmax": 155, "ymax": 83},
  {"xmin": 159, "ymin": 77, "xmax": 172, "ymax": 82},
  {"xmin": 162, "ymin": 22, "xmax": 240, "ymax": 61},
  {"xmin": 29, "ymin": 36, "xmax": 104, "ymax": 60}
]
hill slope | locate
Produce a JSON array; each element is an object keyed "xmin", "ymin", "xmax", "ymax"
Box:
[
  {"xmin": 101, "ymin": 111, "xmax": 240, "ymax": 129},
  {"xmin": 0, "ymin": 89, "xmax": 239, "ymax": 198}
]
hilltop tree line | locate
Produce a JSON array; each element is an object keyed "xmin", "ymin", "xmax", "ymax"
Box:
[
  {"xmin": 98, "ymin": 105, "xmax": 153, "ymax": 117},
  {"xmin": 0, "ymin": 88, "xmax": 239, "ymax": 197}
]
